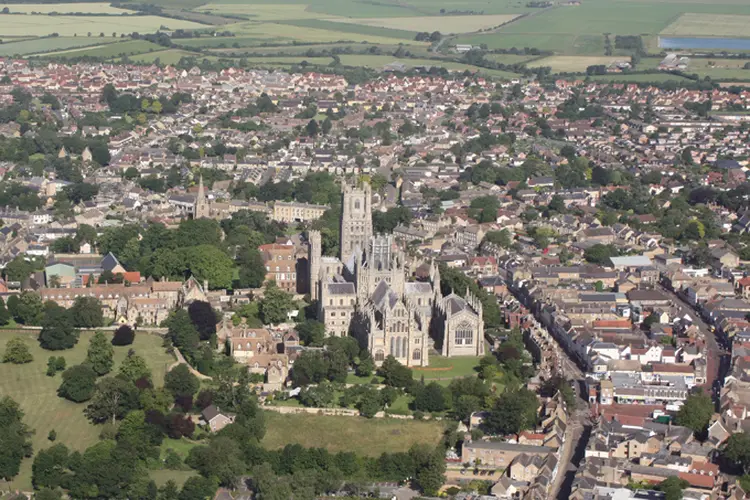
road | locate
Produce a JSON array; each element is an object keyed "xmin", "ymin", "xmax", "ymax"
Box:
[{"xmin": 657, "ymin": 284, "xmax": 730, "ymax": 392}]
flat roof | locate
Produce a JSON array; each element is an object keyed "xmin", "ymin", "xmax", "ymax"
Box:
[{"xmin": 609, "ymin": 256, "xmax": 653, "ymax": 268}]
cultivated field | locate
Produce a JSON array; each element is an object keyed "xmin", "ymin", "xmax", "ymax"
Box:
[
  {"xmin": 336, "ymin": 54, "xmax": 521, "ymax": 78},
  {"xmin": 262, "ymin": 412, "xmax": 444, "ymax": 456},
  {"xmin": 41, "ymin": 40, "xmax": 164, "ymax": 59},
  {"xmin": 325, "ymin": 14, "xmax": 519, "ymax": 34},
  {"xmin": 1, "ymin": 2, "xmax": 129, "ymax": 14},
  {"xmin": 0, "ymin": 14, "xmax": 205, "ymax": 37},
  {"xmin": 0, "ymin": 331, "xmax": 174, "ymax": 490},
  {"xmin": 530, "ymin": 55, "xmax": 630, "ymax": 72},
  {"xmin": 199, "ymin": 3, "xmax": 325, "ymax": 20},
  {"xmin": 661, "ymin": 13, "xmax": 750, "ymax": 38},
  {"xmin": 0, "ymin": 36, "xmax": 119, "ymax": 56},
  {"xmin": 279, "ymin": 19, "xmax": 417, "ymax": 40},
  {"xmin": 130, "ymin": 49, "xmax": 215, "ymax": 64}
]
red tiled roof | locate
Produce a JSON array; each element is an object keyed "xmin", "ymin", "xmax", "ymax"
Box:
[{"xmin": 678, "ymin": 472, "xmax": 715, "ymax": 489}]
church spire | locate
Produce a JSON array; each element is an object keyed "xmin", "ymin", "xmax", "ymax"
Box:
[{"xmin": 194, "ymin": 174, "xmax": 209, "ymax": 219}]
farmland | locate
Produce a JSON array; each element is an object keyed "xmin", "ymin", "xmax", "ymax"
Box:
[
  {"xmin": 0, "ymin": 36, "xmax": 119, "ymax": 56},
  {"xmin": 1, "ymin": 2, "xmax": 128, "ymax": 14},
  {"xmin": 324, "ymin": 14, "xmax": 519, "ymax": 34},
  {"xmin": 661, "ymin": 13, "xmax": 750, "ymax": 38},
  {"xmin": 42, "ymin": 40, "xmax": 164, "ymax": 59},
  {"xmin": 530, "ymin": 56, "xmax": 631, "ymax": 73},
  {"xmin": 0, "ymin": 14, "xmax": 204, "ymax": 37},
  {"xmin": 0, "ymin": 331, "xmax": 175, "ymax": 490}
]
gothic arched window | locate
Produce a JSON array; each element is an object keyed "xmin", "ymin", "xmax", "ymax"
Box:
[
  {"xmin": 413, "ymin": 349, "xmax": 421, "ymax": 361},
  {"xmin": 375, "ymin": 350, "xmax": 385, "ymax": 362},
  {"xmin": 455, "ymin": 321, "xmax": 473, "ymax": 345}
]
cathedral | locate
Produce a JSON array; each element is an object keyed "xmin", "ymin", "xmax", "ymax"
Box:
[{"xmin": 309, "ymin": 181, "xmax": 484, "ymax": 367}]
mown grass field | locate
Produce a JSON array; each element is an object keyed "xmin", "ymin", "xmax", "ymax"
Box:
[
  {"xmin": 261, "ymin": 412, "xmax": 444, "ymax": 456},
  {"xmin": 0, "ymin": 14, "xmax": 204, "ymax": 37},
  {"xmin": 0, "ymin": 331, "xmax": 174, "ymax": 490},
  {"xmin": 590, "ymin": 72, "xmax": 692, "ymax": 82},
  {"xmin": 661, "ymin": 13, "xmax": 750, "ymax": 37},
  {"xmin": 0, "ymin": 36, "xmax": 119, "ymax": 56}
]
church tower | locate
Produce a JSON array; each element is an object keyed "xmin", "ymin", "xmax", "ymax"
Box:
[
  {"xmin": 194, "ymin": 175, "xmax": 210, "ymax": 219},
  {"xmin": 308, "ymin": 230, "xmax": 322, "ymax": 301},
  {"xmin": 340, "ymin": 180, "xmax": 372, "ymax": 261}
]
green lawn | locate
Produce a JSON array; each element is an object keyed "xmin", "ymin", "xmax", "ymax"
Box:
[
  {"xmin": 0, "ymin": 331, "xmax": 174, "ymax": 490},
  {"xmin": 413, "ymin": 355, "xmax": 481, "ymax": 380},
  {"xmin": 262, "ymin": 411, "xmax": 444, "ymax": 456},
  {"xmin": 160, "ymin": 437, "xmax": 201, "ymax": 460},
  {"xmin": 150, "ymin": 470, "xmax": 198, "ymax": 488}
]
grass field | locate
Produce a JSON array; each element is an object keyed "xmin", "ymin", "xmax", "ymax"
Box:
[
  {"xmin": 0, "ymin": 14, "xmax": 205, "ymax": 37},
  {"xmin": 150, "ymin": 470, "xmax": 198, "ymax": 488},
  {"xmin": 590, "ymin": 72, "xmax": 691, "ymax": 82},
  {"xmin": 42, "ymin": 40, "xmax": 164, "ymax": 58},
  {"xmin": 325, "ymin": 14, "xmax": 519, "ymax": 34},
  {"xmin": 261, "ymin": 412, "xmax": 444, "ymax": 456},
  {"xmin": 530, "ymin": 55, "xmax": 630, "ymax": 72},
  {"xmin": 412, "ymin": 355, "xmax": 481, "ymax": 380},
  {"xmin": 0, "ymin": 331, "xmax": 174, "ymax": 490},
  {"xmin": 661, "ymin": 13, "xmax": 750, "ymax": 37},
  {"xmin": 0, "ymin": 36, "xmax": 119, "ymax": 56}
]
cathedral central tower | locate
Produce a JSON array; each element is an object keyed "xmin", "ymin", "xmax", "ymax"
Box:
[{"xmin": 340, "ymin": 180, "xmax": 373, "ymax": 261}]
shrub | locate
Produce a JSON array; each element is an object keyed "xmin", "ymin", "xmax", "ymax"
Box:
[{"xmin": 112, "ymin": 325, "xmax": 135, "ymax": 346}]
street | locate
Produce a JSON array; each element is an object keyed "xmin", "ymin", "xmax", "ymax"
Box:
[{"xmin": 657, "ymin": 284, "xmax": 731, "ymax": 392}]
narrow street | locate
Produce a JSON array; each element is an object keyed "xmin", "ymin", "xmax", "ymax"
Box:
[{"xmin": 657, "ymin": 284, "xmax": 731, "ymax": 391}]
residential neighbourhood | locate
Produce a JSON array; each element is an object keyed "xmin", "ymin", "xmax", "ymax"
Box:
[{"xmin": 4, "ymin": 48, "xmax": 750, "ymax": 500}]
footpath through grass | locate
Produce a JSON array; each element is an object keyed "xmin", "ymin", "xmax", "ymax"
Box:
[{"xmin": 0, "ymin": 331, "xmax": 174, "ymax": 490}]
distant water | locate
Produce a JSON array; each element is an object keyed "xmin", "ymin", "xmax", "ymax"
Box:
[{"xmin": 659, "ymin": 36, "xmax": 750, "ymax": 50}]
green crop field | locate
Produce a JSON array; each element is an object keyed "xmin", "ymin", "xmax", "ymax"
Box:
[
  {"xmin": 0, "ymin": 14, "xmax": 205, "ymax": 37},
  {"xmin": 590, "ymin": 72, "xmax": 691, "ymax": 82},
  {"xmin": 279, "ymin": 19, "xmax": 417, "ymax": 40},
  {"xmin": 325, "ymin": 14, "xmax": 519, "ymax": 34},
  {"xmin": 337, "ymin": 54, "xmax": 522, "ymax": 79},
  {"xmin": 262, "ymin": 412, "xmax": 444, "ymax": 456},
  {"xmin": 661, "ymin": 13, "xmax": 750, "ymax": 37},
  {"xmin": 42, "ymin": 39, "xmax": 164, "ymax": 59},
  {"xmin": 0, "ymin": 331, "xmax": 174, "ymax": 490},
  {"xmin": 0, "ymin": 36, "xmax": 119, "ymax": 56}
]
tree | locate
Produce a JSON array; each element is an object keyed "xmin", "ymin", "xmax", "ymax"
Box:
[
  {"xmin": 112, "ymin": 324, "xmax": 135, "ymax": 346},
  {"xmin": 3, "ymin": 336, "xmax": 33, "ymax": 364},
  {"xmin": 723, "ymin": 432, "xmax": 750, "ymax": 474},
  {"xmin": 413, "ymin": 447, "xmax": 446, "ymax": 496},
  {"xmin": 39, "ymin": 304, "xmax": 77, "ymax": 350},
  {"xmin": 86, "ymin": 331, "xmax": 114, "ymax": 376},
  {"xmin": 70, "ymin": 296, "xmax": 104, "ymax": 328},
  {"xmin": 185, "ymin": 437, "xmax": 245, "ymax": 487},
  {"xmin": 181, "ymin": 245, "xmax": 234, "ymax": 290},
  {"xmin": 14, "ymin": 291, "xmax": 44, "ymax": 325},
  {"xmin": 166, "ymin": 310, "xmax": 200, "ymax": 362},
  {"xmin": 58, "ymin": 364, "xmax": 97, "ymax": 403},
  {"xmin": 295, "ymin": 319, "xmax": 325, "ymax": 346},
  {"xmin": 468, "ymin": 196, "xmax": 499, "ymax": 223},
  {"xmin": 291, "ymin": 351, "xmax": 329, "ymax": 387},
  {"xmin": 165, "ymin": 364, "xmax": 200, "ymax": 400},
  {"xmin": 32, "ymin": 444, "xmax": 69, "ymax": 490},
  {"xmin": 357, "ymin": 387, "xmax": 383, "ymax": 418},
  {"xmin": 675, "ymin": 391, "xmax": 713, "ymax": 435},
  {"xmin": 0, "ymin": 296, "xmax": 10, "ymax": 326},
  {"xmin": 413, "ymin": 382, "xmax": 450, "ymax": 412},
  {"xmin": 119, "ymin": 350, "xmax": 152, "ymax": 383},
  {"xmin": 178, "ymin": 476, "xmax": 218, "ymax": 500},
  {"xmin": 484, "ymin": 388, "xmax": 539, "ymax": 435},
  {"xmin": 0, "ymin": 396, "xmax": 32, "ymax": 481},
  {"xmin": 378, "ymin": 356, "xmax": 413, "ymax": 388},
  {"xmin": 187, "ymin": 301, "xmax": 216, "ymax": 341},
  {"xmin": 583, "ymin": 243, "xmax": 619, "ymax": 265},
  {"xmin": 306, "ymin": 119, "xmax": 319, "ymax": 137},
  {"xmin": 259, "ymin": 282, "xmax": 295, "ymax": 325},
  {"xmin": 46, "ymin": 356, "xmax": 66, "ymax": 376},
  {"xmin": 84, "ymin": 377, "xmax": 139, "ymax": 425},
  {"xmin": 483, "ymin": 229, "xmax": 512, "ymax": 249},
  {"xmin": 236, "ymin": 247, "xmax": 266, "ymax": 288},
  {"xmin": 656, "ymin": 476, "xmax": 689, "ymax": 500}
]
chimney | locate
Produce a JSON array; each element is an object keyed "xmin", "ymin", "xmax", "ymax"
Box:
[{"xmin": 203, "ymin": 279, "xmax": 208, "ymax": 291}]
